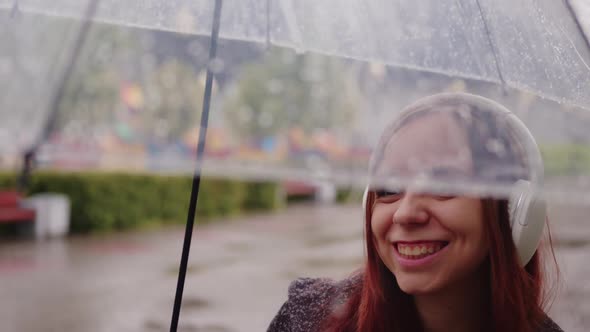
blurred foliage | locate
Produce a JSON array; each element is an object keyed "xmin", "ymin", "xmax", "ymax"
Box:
[
  {"xmin": 223, "ymin": 48, "xmax": 362, "ymax": 142},
  {"xmin": 541, "ymin": 144, "xmax": 590, "ymax": 175},
  {"xmin": 142, "ymin": 60, "xmax": 205, "ymax": 141},
  {"xmin": 55, "ymin": 25, "xmax": 207, "ymax": 142},
  {"xmin": 55, "ymin": 25, "xmax": 137, "ymax": 133},
  {"xmin": 243, "ymin": 181, "xmax": 286, "ymax": 211},
  {"xmin": 335, "ymin": 188, "xmax": 364, "ymax": 204},
  {"xmin": 0, "ymin": 172, "xmax": 281, "ymax": 233}
]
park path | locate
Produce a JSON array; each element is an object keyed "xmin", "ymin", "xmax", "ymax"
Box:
[{"xmin": 0, "ymin": 203, "xmax": 588, "ymax": 332}]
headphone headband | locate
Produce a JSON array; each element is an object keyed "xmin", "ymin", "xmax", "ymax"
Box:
[{"xmin": 368, "ymin": 92, "xmax": 543, "ymax": 187}]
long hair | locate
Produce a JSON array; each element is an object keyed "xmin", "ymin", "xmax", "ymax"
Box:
[{"xmin": 322, "ymin": 93, "xmax": 556, "ymax": 332}]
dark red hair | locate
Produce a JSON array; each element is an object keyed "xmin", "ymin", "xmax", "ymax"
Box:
[{"xmin": 322, "ymin": 193, "xmax": 553, "ymax": 332}]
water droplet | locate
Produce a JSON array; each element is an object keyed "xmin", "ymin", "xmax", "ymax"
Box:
[
  {"xmin": 208, "ymin": 58, "xmax": 225, "ymax": 73},
  {"xmin": 485, "ymin": 138, "xmax": 506, "ymax": 157}
]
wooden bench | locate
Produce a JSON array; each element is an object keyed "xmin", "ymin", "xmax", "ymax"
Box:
[
  {"xmin": 283, "ymin": 181, "xmax": 316, "ymax": 196},
  {"xmin": 0, "ymin": 191, "xmax": 36, "ymax": 224}
]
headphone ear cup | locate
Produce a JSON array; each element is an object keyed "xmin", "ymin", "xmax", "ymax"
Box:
[{"xmin": 509, "ymin": 180, "xmax": 546, "ymax": 266}]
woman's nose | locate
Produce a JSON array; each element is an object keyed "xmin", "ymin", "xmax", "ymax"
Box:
[{"xmin": 392, "ymin": 192, "xmax": 429, "ymax": 225}]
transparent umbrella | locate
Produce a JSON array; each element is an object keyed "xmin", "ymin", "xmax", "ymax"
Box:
[
  {"xmin": 1, "ymin": 0, "xmax": 590, "ymax": 330},
  {"xmin": 1, "ymin": 0, "xmax": 589, "ymax": 197}
]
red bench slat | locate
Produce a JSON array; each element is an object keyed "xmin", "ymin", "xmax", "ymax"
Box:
[
  {"xmin": 0, "ymin": 191, "xmax": 22, "ymax": 207},
  {"xmin": 0, "ymin": 208, "xmax": 36, "ymax": 223},
  {"xmin": 284, "ymin": 181, "xmax": 316, "ymax": 196},
  {"xmin": 0, "ymin": 191, "xmax": 35, "ymax": 223}
]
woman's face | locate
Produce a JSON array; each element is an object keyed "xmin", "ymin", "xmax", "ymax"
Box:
[{"xmin": 370, "ymin": 112, "xmax": 489, "ymax": 295}]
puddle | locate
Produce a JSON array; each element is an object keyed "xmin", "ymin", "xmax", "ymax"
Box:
[{"xmin": 182, "ymin": 296, "xmax": 212, "ymax": 310}]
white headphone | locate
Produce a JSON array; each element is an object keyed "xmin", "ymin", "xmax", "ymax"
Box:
[{"xmin": 362, "ymin": 93, "xmax": 546, "ymax": 266}]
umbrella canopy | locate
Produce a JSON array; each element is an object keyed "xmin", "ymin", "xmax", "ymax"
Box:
[
  {"xmin": 2, "ymin": 0, "xmax": 589, "ymax": 107},
  {"xmin": 1, "ymin": 0, "xmax": 590, "ymax": 201}
]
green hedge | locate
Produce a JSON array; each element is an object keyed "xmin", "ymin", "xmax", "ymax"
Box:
[
  {"xmin": 540, "ymin": 144, "xmax": 590, "ymax": 176},
  {"xmin": 0, "ymin": 172, "xmax": 281, "ymax": 233},
  {"xmin": 336, "ymin": 188, "xmax": 364, "ymax": 204}
]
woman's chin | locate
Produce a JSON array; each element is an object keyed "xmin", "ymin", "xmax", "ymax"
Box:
[
  {"xmin": 396, "ymin": 276, "xmax": 442, "ymax": 295},
  {"xmin": 398, "ymin": 285, "xmax": 430, "ymax": 295}
]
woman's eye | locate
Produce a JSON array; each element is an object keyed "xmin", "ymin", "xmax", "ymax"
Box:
[
  {"xmin": 431, "ymin": 194, "xmax": 455, "ymax": 201},
  {"xmin": 375, "ymin": 190, "xmax": 402, "ymax": 199}
]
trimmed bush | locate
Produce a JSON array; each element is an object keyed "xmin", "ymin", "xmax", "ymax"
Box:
[
  {"xmin": 243, "ymin": 181, "xmax": 285, "ymax": 211},
  {"xmin": 336, "ymin": 188, "xmax": 364, "ymax": 204},
  {"xmin": 0, "ymin": 171, "xmax": 283, "ymax": 233},
  {"xmin": 540, "ymin": 144, "xmax": 590, "ymax": 176}
]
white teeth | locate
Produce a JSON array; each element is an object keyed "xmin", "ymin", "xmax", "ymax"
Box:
[{"xmin": 397, "ymin": 243, "xmax": 446, "ymax": 258}]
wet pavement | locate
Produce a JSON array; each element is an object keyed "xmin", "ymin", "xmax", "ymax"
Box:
[{"xmin": 0, "ymin": 203, "xmax": 589, "ymax": 332}]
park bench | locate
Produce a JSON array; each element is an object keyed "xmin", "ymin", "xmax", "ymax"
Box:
[
  {"xmin": 0, "ymin": 191, "xmax": 36, "ymax": 224},
  {"xmin": 284, "ymin": 180, "xmax": 316, "ymax": 196}
]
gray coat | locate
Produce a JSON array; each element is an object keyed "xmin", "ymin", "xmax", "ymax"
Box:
[{"xmin": 267, "ymin": 276, "xmax": 564, "ymax": 332}]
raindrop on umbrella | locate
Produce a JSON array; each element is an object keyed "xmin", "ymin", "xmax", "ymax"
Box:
[{"xmin": 208, "ymin": 58, "xmax": 225, "ymax": 74}]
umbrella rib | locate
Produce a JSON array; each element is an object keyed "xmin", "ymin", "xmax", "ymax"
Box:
[
  {"xmin": 557, "ymin": 22, "xmax": 590, "ymax": 72},
  {"xmin": 35, "ymin": 0, "xmax": 101, "ymax": 145},
  {"xmin": 9, "ymin": 0, "xmax": 19, "ymax": 17},
  {"xmin": 266, "ymin": 0, "xmax": 271, "ymax": 48},
  {"xmin": 474, "ymin": 0, "xmax": 506, "ymax": 87},
  {"xmin": 16, "ymin": 0, "xmax": 101, "ymax": 191},
  {"xmin": 454, "ymin": 0, "xmax": 490, "ymax": 79},
  {"xmin": 278, "ymin": 0, "xmax": 303, "ymax": 51},
  {"xmin": 564, "ymin": 0, "xmax": 590, "ymax": 69}
]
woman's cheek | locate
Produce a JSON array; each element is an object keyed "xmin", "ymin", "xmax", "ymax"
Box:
[{"xmin": 371, "ymin": 205, "xmax": 390, "ymax": 236}]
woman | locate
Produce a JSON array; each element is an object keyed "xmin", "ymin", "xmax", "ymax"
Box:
[{"xmin": 267, "ymin": 93, "xmax": 562, "ymax": 332}]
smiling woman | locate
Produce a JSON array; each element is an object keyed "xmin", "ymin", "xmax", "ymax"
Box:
[{"xmin": 267, "ymin": 93, "xmax": 563, "ymax": 332}]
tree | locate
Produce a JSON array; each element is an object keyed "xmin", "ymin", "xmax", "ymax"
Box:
[
  {"xmin": 55, "ymin": 24, "xmax": 207, "ymax": 143},
  {"xmin": 55, "ymin": 23, "xmax": 140, "ymax": 135},
  {"xmin": 140, "ymin": 59, "xmax": 206, "ymax": 141},
  {"xmin": 223, "ymin": 48, "xmax": 361, "ymax": 143}
]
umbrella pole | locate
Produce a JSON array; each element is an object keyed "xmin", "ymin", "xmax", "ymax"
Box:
[{"xmin": 169, "ymin": 0, "xmax": 223, "ymax": 331}]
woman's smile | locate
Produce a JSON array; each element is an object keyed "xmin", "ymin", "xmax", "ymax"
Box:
[
  {"xmin": 392, "ymin": 240, "xmax": 450, "ymax": 268},
  {"xmin": 395, "ymin": 241, "xmax": 449, "ymax": 258}
]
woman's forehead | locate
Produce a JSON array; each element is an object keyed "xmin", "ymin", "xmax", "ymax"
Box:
[{"xmin": 375, "ymin": 112, "xmax": 473, "ymax": 177}]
